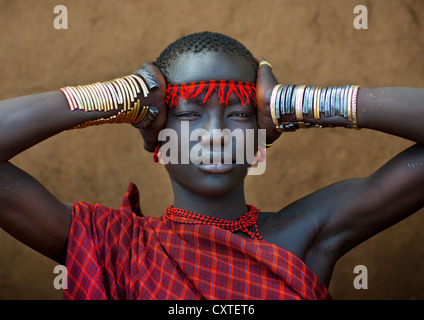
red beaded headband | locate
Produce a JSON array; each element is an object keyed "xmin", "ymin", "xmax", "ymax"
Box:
[{"xmin": 166, "ymin": 80, "xmax": 257, "ymax": 107}]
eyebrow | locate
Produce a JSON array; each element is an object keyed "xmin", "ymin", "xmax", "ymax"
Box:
[{"xmin": 166, "ymin": 80, "xmax": 257, "ymax": 107}]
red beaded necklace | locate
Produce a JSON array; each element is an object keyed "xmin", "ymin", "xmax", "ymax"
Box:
[{"xmin": 165, "ymin": 205, "xmax": 264, "ymax": 241}]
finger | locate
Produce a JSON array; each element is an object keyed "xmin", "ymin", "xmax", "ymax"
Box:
[
  {"xmin": 133, "ymin": 62, "xmax": 167, "ymax": 93},
  {"xmin": 255, "ymin": 56, "xmax": 273, "ymax": 70},
  {"xmin": 255, "ymin": 56, "xmax": 267, "ymax": 64},
  {"xmin": 131, "ymin": 107, "xmax": 158, "ymax": 129},
  {"xmin": 133, "ymin": 69, "xmax": 158, "ymax": 90},
  {"xmin": 255, "ymin": 57, "xmax": 278, "ymax": 85},
  {"xmin": 140, "ymin": 129, "xmax": 161, "ymax": 152},
  {"xmin": 142, "ymin": 62, "xmax": 166, "ymax": 86}
]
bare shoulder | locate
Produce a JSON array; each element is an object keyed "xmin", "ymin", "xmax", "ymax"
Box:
[
  {"xmin": 0, "ymin": 161, "xmax": 72, "ymax": 264},
  {"xmin": 258, "ymin": 195, "xmax": 333, "ymax": 256},
  {"xmin": 257, "ymin": 178, "xmax": 367, "ymax": 287},
  {"xmin": 258, "ymin": 203, "xmax": 336, "ymax": 286},
  {"xmin": 258, "ymin": 144, "xmax": 424, "ymax": 286}
]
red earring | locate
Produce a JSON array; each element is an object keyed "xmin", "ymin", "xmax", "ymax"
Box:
[
  {"xmin": 253, "ymin": 146, "xmax": 266, "ymax": 163},
  {"xmin": 153, "ymin": 144, "xmax": 160, "ymax": 163}
]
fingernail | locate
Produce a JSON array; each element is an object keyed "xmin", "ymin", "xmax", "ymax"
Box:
[{"xmin": 138, "ymin": 70, "xmax": 159, "ymax": 90}]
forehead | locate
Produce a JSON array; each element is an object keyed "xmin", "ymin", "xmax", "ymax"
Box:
[{"xmin": 167, "ymin": 51, "xmax": 256, "ymax": 84}]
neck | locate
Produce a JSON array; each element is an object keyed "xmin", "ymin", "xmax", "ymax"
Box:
[{"xmin": 170, "ymin": 180, "xmax": 249, "ymax": 221}]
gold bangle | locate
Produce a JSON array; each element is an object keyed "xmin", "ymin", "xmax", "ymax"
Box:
[
  {"xmin": 130, "ymin": 74, "xmax": 149, "ymax": 98},
  {"xmin": 61, "ymin": 74, "xmax": 152, "ymax": 129},
  {"xmin": 77, "ymin": 86, "xmax": 91, "ymax": 111},
  {"xmin": 123, "ymin": 76, "xmax": 138, "ymax": 102},
  {"xmin": 60, "ymin": 75, "xmax": 150, "ymax": 129},
  {"xmin": 102, "ymin": 82, "xmax": 113, "ymax": 111},
  {"xmin": 111, "ymin": 81, "xmax": 124, "ymax": 105},
  {"xmin": 298, "ymin": 121, "xmax": 308, "ymax": 129},
  {"xmin": 67, "ymin": 86, "xmax": 84, "ymax": 111},
  {"xmin": 347, "ymin": 85, "xmax": 354, "ymax": 122},
  {"xmin": 313, "ymin": 87, "xmax": 321, "ymax": 120},
  {"xmin": 135, "ymin": 105, "xmax": 149, "ymax": 123},
  {"xmin": 85, "ymin": 84, "xmax": 101, "ymax": 111},
  {"xmin": 104, "ymin": 82, "xmax": 119, "ymax": 111},
  {"xmin": 132, "ymin": 101, "xmax": 143, "ymax": 123},
  {"xmin": 92, "ymin": 83, "xmax": 108, "ymax": 111},
  {"xmin": 121, "ymin": 77, "xmax": 135, "ymax": 110},
  {"xmin": 126, "ymin": 76, "xmax": 140, "ymax": 97},
  {"xmin": 351, "ymin": 85, "xmax": 359, "ymax": 125},
  {"xmin": 126, "ymin": 102, "xmax": 137, "ymax": 123},
  {"xmin": 61, "ymin": 87, "xmax": 77, "ymax": 111},
  {"xmin": 259, "ymin": 61, "xmax": 272, "ymax": 69},
  {"xmin": 115, "ymin": 78, "xmax": 130, "ymax": 111},
  {"xmin": 295, "ymin": 85, "xmax": 306, "ymax": 122}
]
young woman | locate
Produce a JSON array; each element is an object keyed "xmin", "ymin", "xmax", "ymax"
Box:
[{"xmin": 0, "ymin": 31, "xmax": 423, "ymax": 300}]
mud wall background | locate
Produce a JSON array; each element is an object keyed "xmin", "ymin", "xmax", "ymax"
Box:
[{"xmin": 0, "ymin": 0, "xmax": 423, "ymax": 299}]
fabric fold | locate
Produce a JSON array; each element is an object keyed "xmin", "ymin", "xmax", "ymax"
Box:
[{"xmin": 64, "ymin": 183, "xmax": 332, "ymax": 300}]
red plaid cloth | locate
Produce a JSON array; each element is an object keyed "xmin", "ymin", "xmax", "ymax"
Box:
[{"xmin": 64, "ymin": 183, "xmax": 332, "ymax": 300}]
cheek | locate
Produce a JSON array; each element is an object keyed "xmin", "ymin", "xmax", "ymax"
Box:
[
  {"xmin": 162, "ymin": 110, "xmax": 261, "ymax": 162},
  {"xmin": 228, "ymin": 126, "xmax": 260, "ymax": 159}
]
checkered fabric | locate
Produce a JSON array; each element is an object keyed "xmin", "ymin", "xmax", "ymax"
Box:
[{"xmin": 63, "ymin": 183, "xmax": 332, "ymax": 300}]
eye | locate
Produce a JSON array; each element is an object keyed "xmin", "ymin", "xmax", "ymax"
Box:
[
  {"xmin": 229, "ymin": 111, "xmax": 251, "ymax": 118},
  {"xmin": 176, "ymin": 112, "xmax": 201, "ymax": 120}
]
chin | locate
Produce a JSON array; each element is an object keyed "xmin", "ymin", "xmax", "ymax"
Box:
[
  {"xmin": 167, "ymin": 163, "xmax": 248, "ymax": 198},
  {"xmin": 194, "ymin": 175, "xmax": 243, "ymax": 197}
]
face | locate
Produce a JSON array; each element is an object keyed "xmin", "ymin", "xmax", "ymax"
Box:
[{"xmin": 162, "ymin": 51, "xmax": 258, "ymax": 198}]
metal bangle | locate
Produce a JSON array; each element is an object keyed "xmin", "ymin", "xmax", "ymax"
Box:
[
  {"xmin": 259, "ymin": 61, "xmax": 273, "ymax": 69},
  {"xmin": 330, "ymin": 86, "xmax": 337, "ymax": 117},
  {"xmin": 319, "ymin": 86, "xmax": 327, "ymax": 113},
  {"xmin": 334, "ymin": 87, "xmax": 341, "ymax": 116},
  {"xmin": 285, "ymin": 85, "xmax": 296, "ymax": 115},
  {"xmin": 302, "ymin": 86, "xmax": 310, "ymax": 114},
  {"xmin": 324, "ymin": 87, "xmax": 331, "ymax": 117},
  {"xmin": 280, "ymin": 85, "xmax": 290, "ymax": 115},
  {"xmin": 341, "ymin": 85, "xmax": 348, "ymax": 118},
  {"xmin": 275, "ymin": 85, "xmax": 284, "ymax": 120},
  {"xmin": 307, "ymin": 86, "xmax": 315, "ymax": 118},
  {"xmin": 270, "ymin": 84, "xmax": 283, "ymax": 131}
]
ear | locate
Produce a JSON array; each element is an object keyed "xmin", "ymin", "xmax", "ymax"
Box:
[{"xmin": 132, "ymin": 62, "xmax": 168, "ymax": 153}]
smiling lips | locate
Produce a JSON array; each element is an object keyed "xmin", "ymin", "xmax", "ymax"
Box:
[
  {"xmin": 195, "ymin": 163, "xmax": 235, "ymax": 174},
  {"xmin": 194, "ymin": 152, "xmax": 236, "ymax": 174}
]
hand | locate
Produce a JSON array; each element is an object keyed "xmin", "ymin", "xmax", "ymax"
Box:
[
  {"xmin": 255, "ymin": 57, "xmax": 282, "ymax": 144},
  {"xmin": 131, "ymin": 62, "xmax": 167, "ymax": 152}
]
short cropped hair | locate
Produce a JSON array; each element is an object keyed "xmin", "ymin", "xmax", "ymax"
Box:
[{"xmin": 155, "ymin": 31, "xmax": 257, "ymax": 82}]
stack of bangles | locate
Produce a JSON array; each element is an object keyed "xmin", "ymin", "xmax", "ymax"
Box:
[
  {"xmin": 60, "ymin": 70, "xmax": 157, "ymax": 129},
  {"xmin": 269, "ymin": 84, "xmax": 360, "ymax": 132}
]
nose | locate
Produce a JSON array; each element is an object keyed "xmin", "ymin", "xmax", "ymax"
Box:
[{"xmin": 199, "ymin": 113, "xmax": 231, "ymax": 147}]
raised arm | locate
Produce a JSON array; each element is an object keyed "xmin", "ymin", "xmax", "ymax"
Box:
[
  {"xmin": 255, "ymin": 60, "xmax": 424, "ymax": 272},
  {"xmin": 0, "ymin": 91, "xmax": 92, "ymax": 264},
  {"xmin": 358, "ymin": 87, "xmax": 424, "ymax": 143},
  {"xmin": 255, "ymin": 59, "xmax": 424, "ymax": 145},
  {"xmin": 316, "ymin": 87, "xmax": 424, "ymax": 256},
  {"xmin": 0, "ymin": 63, "xmax": 166, "ymax": 264}
]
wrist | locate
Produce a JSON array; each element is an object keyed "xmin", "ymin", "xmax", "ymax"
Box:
[
  {"xmin": 270, "ymin": 84, "xmax": 360, "ymax": 132},
  {"xmin": 60, "ymin": 73, "xmax": 155, "ymax": 129}
]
